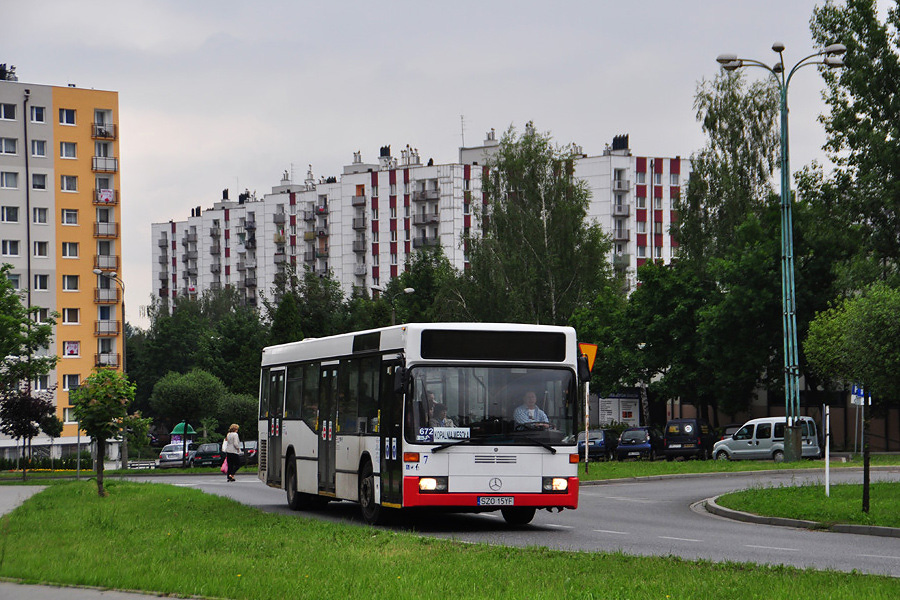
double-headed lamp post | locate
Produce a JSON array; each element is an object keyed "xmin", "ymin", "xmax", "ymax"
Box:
[
  {"xmin": 372, "ymin": 285, "xmax": 415, "ymax": 325},
  {"xmin": 716, "ymin": 42, "xmax": 846, "ymax": 462},
  {"xmin": 93, "ymin": 268, "xmax": 127, "ymax": 467}
]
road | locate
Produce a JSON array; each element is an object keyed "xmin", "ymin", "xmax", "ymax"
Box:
[{"xmin": 149, "ymin": 467, "xmax": 900, "ymax": 577}]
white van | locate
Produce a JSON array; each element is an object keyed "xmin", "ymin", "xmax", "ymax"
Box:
[{"xmin": 712, "ymin": 416, "xmax": 820, "ymax": 462}]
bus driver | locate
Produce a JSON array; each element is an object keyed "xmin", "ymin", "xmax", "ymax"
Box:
[{"xmin": 514, "ymin": 391, "xmax": 550, "ymax": 429}]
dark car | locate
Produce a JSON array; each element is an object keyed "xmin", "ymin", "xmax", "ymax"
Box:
[
  {"xmin": 190, "ymin": 443, "xmax": 225, "ymax": 468},
  {"xmin": 576, "ymin": 429, "xmax": 618, "ymax": 461},
  {"xmin": 615, "ymin": 427, "xmax": 664, "ymax": 461},
  {"xmin": 663, "ymin": 418, "xmax": 716, "ymax": 461},
  {"xmin": 242, "ymin": 440, "xmax": 258, "ymax": 466}
]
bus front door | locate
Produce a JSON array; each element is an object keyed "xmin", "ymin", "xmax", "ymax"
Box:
[
  {"xmin": 266, "ymin": 368, "xmax": 285, "ymax": 486},
  {"xmin": 379, "ymin": 361, "xmax": 403, "ymax": 506},
  {"xmin": 318, "ymin": 363, "xmax": 338, "ymax": 495}
]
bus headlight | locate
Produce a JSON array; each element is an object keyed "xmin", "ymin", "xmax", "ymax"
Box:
[
  {"xmin": 542, "ymin": 477, "xmax": 568, "ymax": 492},
  {"xmin": 419, "ymin": 477, "xmax": 448, "ymax": 493}
]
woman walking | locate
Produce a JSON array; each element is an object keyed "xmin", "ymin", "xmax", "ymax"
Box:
[{"xmin": 223, "ymin": 423, "xmax": 242, "ymax": 482}]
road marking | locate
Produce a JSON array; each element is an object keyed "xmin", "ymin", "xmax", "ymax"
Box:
[
  {"xmin": 600, "ymin": 495, "xmax": 658, "ymax": 503},
  {"xmin": 543, "ymin": 524, "xmax": 572, "ymax": 529},
  {"xmin": 593, "ymin": 529, "xmax": 629, "ymax": 535},
  {"xmin": 658, "ymin": 535, "xmax": 702, "ymax": 543},
  {"xmin": 859, "ymin": 554, "xmax": 900, "ymax": 561},
  {"xmin": 745, "ymin": 544, "xmax": 799, "ymax": 552}
]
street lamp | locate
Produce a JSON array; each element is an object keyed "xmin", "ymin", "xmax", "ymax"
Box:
[
  {"xmin": 716, "ymin": 42, "xmax": 846, "ymax": 462},
  {"xmin": 93, "ymin": 268, "xmax": 127, "ymax": 467},
  {"xmin": 372, "ymin": 285, "xmax": 415, "ymax": 325}
]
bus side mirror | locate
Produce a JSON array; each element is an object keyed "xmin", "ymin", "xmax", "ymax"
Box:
[
  {"xmin": 577, "ymin": 355, "xmax": 592, "ymax": 383},
  {"xmin": 393, "ymin": 366, "xmax": 407, "ymax": 394}
]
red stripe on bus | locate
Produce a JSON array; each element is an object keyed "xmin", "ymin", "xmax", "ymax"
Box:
[{"xmin": 401, "ymin": 477, "xmax": 578, "ymax": 509}]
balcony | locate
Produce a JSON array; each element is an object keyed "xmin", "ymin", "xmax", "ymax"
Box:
[
  {"xmin": 185, "ymin": 267, "xmax": 197, "ymax": 277},
  {"xmin": 352, "ymin": 217, "xmax": 367, "ymax": 230},
  {"xmin": 95, "ymin": 353, "xmax": 120, "ymax": 368},
  {"xmin": 613, "ymin": 253, "xmax": 632, "ymax": 268},
  {"xmin": 612, "ymin": 204, "xmax": 630, "ymax": 217},
  {"xmin": 303, "ymin": 251, "xmax": 315, "ymax": 262},
  {"xmin": 158, "ymin": 271, "xmax": 168, "ymax": 281},
  {"xmin": 304, "ymin": 231, "xmax": 316, "ymax": 241},
  {"xmin": 303, "ymin": 210, "xmax": 316, "ymax": 221},
  {"xmin": 94, "ymin": 287, "xmax": 119, "ymax": 304},
  {"xmin": 158, "ymin": 255, "xmax": 168, "ymax": 265},
  {"xmin": 245, "ymin": 219, "xmax": 257, "ymax": 230},
  {"xmin": 412, "ymin": 189, "xmax": 440, "ymax": 202},
  {"xmin": 209, "ymin": 243, "xmax": 221, "ymax": 255},
  {"xmin": 95, "ymin": 320, "xmax": 120, "ymax": 336},
  {"xmin": 315, "ymin": 205, "xmax": 328, "ymax": 215},
  {"xmin": 93, "ymin": 189, "xmax": 119, "ymax": 205},
  {"xmin": 354, "ymin": 264, "xmax": 367, "ymax": 276},
  {"xmin": 351, "ymin": 195, "xmax": 366, "ymax": 206},
  {"xmin": 94, "ymin": 254, "xmax": 119, "ymax": 270},
  {"xmin": 209, "ymin": 281, "xmax": 222, "ymax": 291},
  {"xmin": 94, "ymin": 222, "xmax": 119, "ymax": 238},
  {"xmin": 91, "ymin": 123, "xmax": 117, "ymax": 139},
  {"xmin": 613, "ymin": 229, "xmax": 630, "ymax": 241},
  {"xmin": 412, "ymin": 236, "xmax": 440, "ymax": 248},
  {"xmin": 158, "ymin": 287, "xmax": 169, "ymax": 297},
  {"xmin": 157, "ymin": 237, "xmax": 168, "ymax": 248},
  {"xmin": 243, "ymin": 277, "xmax": 257, "ymax": 288},
  {"xmin": 244, "ymin": 237, "xmax": 257, "ymax": 249},
  {"xmin": 209, "ymin": 226, "xmax": 221, "ymax": 237},
  {"xmin": 181, "ymin": 233, "xmax": 197, "ymax": 244},
  {"xmin": 236, "ymin": 260, "xmax": 247, "ymax": 271},
  {"xmin": 315, "ymin": 249, "xmax": 329, "ymax": 258},
  {"xmin": 210, "ymin": 262, "xmax": 221, "ymax": 273},
  {"xmin": 413, "ymin": 213, "xmax": 440, "ymax": 225},
  {"xmin": 317, "ymin": 229, "xmax": 328, "ymax": 238},
  {"xmin": 273, "ymin": 213, "xmax": 286, "ymax": 224},
  {"xmin": 92, "ymin": 156, "xmax": 118, "ymax": 173},
  {"xmin": 314, "ymin": 267, "xmax": 328, "ymax": 276},
  {"xmin": 274, "ymin": 233, "xmax": 286, "ymax": 244},
  {"xmin": 274, "ymin": 253, "xmax": 286, "ymax": 264},
  {"xmin": 612, "ymin": 179, "xmax": 631, "ymax": 192},
  {"xmin": 181, "ymin": 250, "xmax": 198, "ymax": 261},
  {"xmin": 352, "ymin": 240, "xmax": 367, "ymax": 253}
]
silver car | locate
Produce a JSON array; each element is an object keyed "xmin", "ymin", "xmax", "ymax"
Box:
[
  {"xmin": 157, "ymin": 442, "xmax": 196, "ymax": 468},
  {"xmin": 713, "ymin": 416, "xmax": 820, "ymax": 462}
]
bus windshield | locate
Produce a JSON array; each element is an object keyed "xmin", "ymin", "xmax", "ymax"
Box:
[{"xmin": 405, "ymin": 365, "xmax": 576, "ymax": 446}]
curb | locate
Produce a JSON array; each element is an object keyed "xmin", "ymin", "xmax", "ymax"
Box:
[
  {"xmin": 704, "ymin": 494, "xmax": 900, "ymax": 538},
  {"xmin": 579, "ymin": 465, "xmax": 900, "ymax": 487}
]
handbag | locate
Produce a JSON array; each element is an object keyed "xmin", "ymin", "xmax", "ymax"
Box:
[{"xmin": 220, "ymin": 457, "xmax": 229, "ymax": 474}]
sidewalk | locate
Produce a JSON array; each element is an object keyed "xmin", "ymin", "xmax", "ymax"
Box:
[{"xmin": 0, "ymin": 486, "xmax": 162, "ymax": 599}]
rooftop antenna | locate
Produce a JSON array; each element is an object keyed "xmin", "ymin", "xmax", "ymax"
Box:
[{"xmin": 460, "ymin": 114, "xmax": 466, "ymax": 147}]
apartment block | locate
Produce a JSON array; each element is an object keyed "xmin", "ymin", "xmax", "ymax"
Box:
[
  {"xmin": 0, "ymin": 68, "xmax": 124, "ymax": 457},
  {"xmin": 152, "ymin": 133, "xmax": 687, "ymax": 309}
]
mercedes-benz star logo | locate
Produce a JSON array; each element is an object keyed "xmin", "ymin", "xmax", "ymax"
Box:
[{"xmin": 489, "ymin": 477, "xmax": 502, "ymax": 491}]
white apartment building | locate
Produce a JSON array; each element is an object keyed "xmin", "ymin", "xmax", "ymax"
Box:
[{"xmin": 151, "ymin": 133, "xmax": 689, "ymax": 307}]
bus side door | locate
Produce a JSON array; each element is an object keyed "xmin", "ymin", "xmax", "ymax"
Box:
[
  {"xmin": 318, "ymin": 363, "xmax": 338, "ymax": 494},
  {"xmin": 380, "ymin": 360, "xmax": 403, "ymax": 506},
  {"xmin": 266, "ymin": 368, "xmax": 286, "ymax": 486}
]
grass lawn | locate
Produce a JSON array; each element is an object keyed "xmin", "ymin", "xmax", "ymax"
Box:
[
  {"xmin": 578, "ymin": 454, "xmax": 900, "ymax": 481},
  {"xmin": 0, "ymin": 481, "xmax": 897, "ymax": 599},
  {"xmin": 715, "ymin": 482, "xmax": 900, "ymax": 528}
]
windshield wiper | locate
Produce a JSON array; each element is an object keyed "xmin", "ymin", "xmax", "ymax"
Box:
[{"xmin": 515, "ymin": 435, "xmax": 557, "ymax": 454}]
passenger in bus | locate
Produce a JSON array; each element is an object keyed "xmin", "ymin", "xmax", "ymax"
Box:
[
  {"xmin": 429, "ymin": 403, "xmax": 455, "ymax": 427},
  {"xmin": 513, "ymin": 391, "xmax": 550, "ymax": 430}
]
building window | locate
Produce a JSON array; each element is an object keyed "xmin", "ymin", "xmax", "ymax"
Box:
[
  {"xmin": 636, "ymin": 172, "xmax": 646, "ymax": 184},
  {"xmin": 390, "ymin": 254, "xmax": 398, "ymax": 265},
  {"xmin": 63, "ymin": 408, "xmax": 77, "ymax": 423},
  {"xmin": 371, "ymin": 209, "xmax": 378, "ymax": 221},
  {"xmin": 62, "ymin": 374, "xmax": 80, "ymax": 391},
  {"xmin": 60, "ymin": 142, "xmax": 77, "ymax": 159},
  {"xmin": 390, "ymin": 230, "xmax": 397, "ymax": 242},
  {"xmin": 1, "ymin": 239, "xmax": 20, "ymax": 256},
  {"xmin": 637, "ymin": 246, "xmax": 646, "ymax": 258},
  {"xmin": 62, "ymin": 275, "xmax": 79, "ymax": 291},
  {"xmin": 61, "ymin": 175, "xmax": 77, "ymax": 192},
  {"xmin": 59, "ymin": 108, "xmax": 76, "ymax": 125},
  {"xmin": 61, "ymin": 209, "xmax": 78, "ymax": 225},
  {"xmin": 62, "ymin": 308, "xmax": 79, "ymax": 324},
  {"xmin": 654, "ymin": 221, "xmax": 663, "ymax": 235},
  {"xmin": 30, "ymin": 106, "xmax": 45, "ymax": 123},
  {"xmin": 61, "ymin": 242, "xmax": 78, "ymax": 258},
  {"xmin": 33, "ymin": 207, "xmax": 47, "ymax": 224},
  {"xmin": 654, "ymin": 196, "xmax": 663, "ymax": 210},
  {"xmin": 0, "ymin": 104, "xmax": 15, "ymax": 120},
  {"xmin": 372, "ymin": 231, "xmax": 379, "ymax": 243},
  {"xmin": 1, "ymin": 206, "xmax": 18, "ymax": 222},
  {"xmin": 33, "ymin": 375, "xmax": 50, "ymax": 391},
  {"xmin": 636, "ymin": 221, "xmax": 646, "ymax": 234},
  {"xmin": 670, "ymin": 173, "xmax": 679, "ymax": 185},
  {"xmin": 371, "ymin": 185, "xmax": 378, "ymax": 197},
  {"xmin": 0, "ymin": 138, "xmax": 16, "ymax": 154},
  {"xmin": 390, "ymin": 207, "xmax": 397, "ymax": 219},
  {"xmin": 636, "ymin": 196, "xmax": 646, "ymax": 209},
  {"xmin": 33, "ymin": 241, "xmax": 48, "ymax": 257},
  {"xmin": 31, "ymin": 139, "xmax": 46, "ymax": 157},
  {"xmin": 6, "ymin": 273, "xmax": 19, "ymax": 289},
  {"xmin": 33, "ymin": 274, "xmax": 49, "ymax": 290},
  {"xmin": 0, "ymin": 172, "xmax": 18, "ymax": 189},
  {"xmin": 34, "ymin": 307, "xmax": 49, "ymax": 322},
  {"xmin": 32, "ymin": 173, "xmax": 46, "ymax": 190},
  {"xmin": 655, "ymin": 246, "xmax": 663, "ymax": 259}
]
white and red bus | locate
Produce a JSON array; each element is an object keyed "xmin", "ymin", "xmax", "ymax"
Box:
[{"xmin": 258, "ymin": 323, "xmax": 586, "ymax": 525}]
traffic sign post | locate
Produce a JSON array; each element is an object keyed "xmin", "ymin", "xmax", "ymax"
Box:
[{"xmin": 578, "ymin": 343, "xmax": 598, "ymax": 474}]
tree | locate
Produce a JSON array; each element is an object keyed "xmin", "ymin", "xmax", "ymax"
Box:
[
  {"xmin": 392, "ymin": 246, "xmax": 456, "ymax": 323},
  {"xmin": 811, "ymin": 0, "xmax": 900, "ymax": 282},
  {"xmin": 448, "ymin": 123, "xmax": 613, "ymax": 325},
  {"xmin": 264, "ymin": 264, "xmax": 347, "ymax": 338},
  {"xmin": 69, "ymin": 369, "xmax": 136, "ymax": 496},
  {"xmin": 267, "ymin": 292, "xmax": 303, "ymax": 346},
  {"xmin": 0, "ymin": 390, "xmax": 55, "ymax": 479},
  {"xmin": 40, "ymin": 414, "xmax": 63, "ymax": 471},
  {"xmin": 216, "ymin": 392, "xmax": 258, "ymax": 442},
  {"xmin": 148, "ymin": 369, "xmax": 225, "ymax": 432}
]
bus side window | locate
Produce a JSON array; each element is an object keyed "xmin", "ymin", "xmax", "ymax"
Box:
[
  {"xmin": 259, "ymin": 368, "xmax": 270, "ymax": 418},
  {"xmin": 339, "ymin": 359, "xmax": 359, "ymax": 434},
  {"xmin": 358, "ymin": 356, "xmax": 379, "ymax": 433},
  {"xmin": 301, "ymin": 363, "xmax": 319, "ymax": 430},
  {"xmin": 285, "ymin": 364, "xmax": 303, "ymax": 419}
]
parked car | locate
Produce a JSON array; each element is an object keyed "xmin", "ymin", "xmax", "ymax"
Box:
[
  {"xmin": 663, "ymin": 418, "xmax": 716, "ymax": 461},
  {"xmin": 718, "ymin": 423, "xmax": 742, "ymax": 441},
  {"xmin": 242, "ymin": 440, "xmax": 259, "ymax": 465},
  {"xmin": 713, "ymin": 416, "xmax": 821, "ymax": 462},
  {"xmin": 157, "ymin": 442, "xmax": 197, "ymax": 469},
  {"xmin": 190, "ymin": 443, "xmax": 225, "ymax": 468},
  {"xmin": 576, "ymin": 429, "xmax": 618, "ymax": 461},
  {"xmin": 615, "ymin": 427, "xmax": 664, "ymax": 461}
]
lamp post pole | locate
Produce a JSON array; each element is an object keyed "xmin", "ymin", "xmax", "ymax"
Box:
[
  {"xmin": 93, "ymin": 268, "xmax": 127, "ymax": 467},
  {"xmin": 717, "ymin": 42, "xmax": 845, "ymax": 462},
  {"xmin": 373, "ymin": 285, "xmax": 415, "ymax": 325}
]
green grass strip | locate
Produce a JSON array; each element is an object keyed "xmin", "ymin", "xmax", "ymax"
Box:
[
  {"xmin": 716, "ymin": 482, "xmax": 900, "ymax": 528},
  {"xmin": 0, "ymin": 481, "xmax": 896, "ymax": 599}
]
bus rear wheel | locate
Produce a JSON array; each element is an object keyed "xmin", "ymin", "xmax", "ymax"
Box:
[
  {"xmin": 501, "ymin": 507, "xmax": 535, "ymax": 526},
  {"xmin": 359, "ymin": 460, "xmax": 384, "ymax": 525}
]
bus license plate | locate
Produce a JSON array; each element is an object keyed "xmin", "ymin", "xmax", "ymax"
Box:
[{"xmin": 478, "ymin": 496, "xmax": 513, "ymax": 506}]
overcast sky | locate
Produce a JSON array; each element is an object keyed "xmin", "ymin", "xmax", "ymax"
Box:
[{"xmin": 5, "ymin": 1, "xmax": 852, "ymax": 327}]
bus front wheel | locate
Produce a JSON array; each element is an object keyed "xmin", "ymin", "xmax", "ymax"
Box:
[
  {"xmin": 285, "ymin": 457, "xmax": 304, "ymax": 510},
  {"xmin": 359, "ymin": 460, "xmax": 384, "ymax": 525},
  {"xmin": 501, "ymin": 507, "xmax": 535, "ymax": 526}
]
